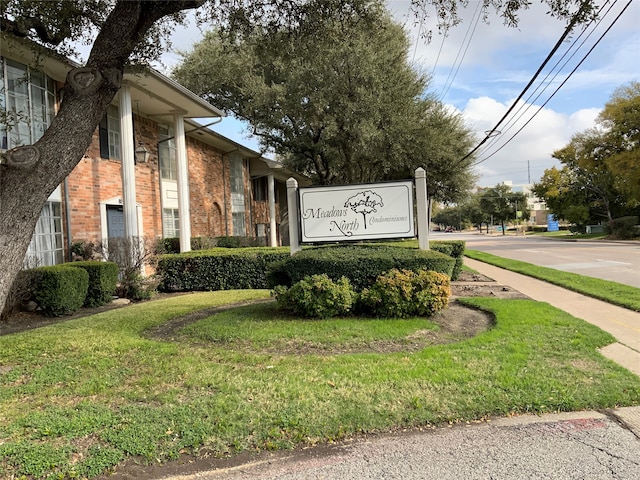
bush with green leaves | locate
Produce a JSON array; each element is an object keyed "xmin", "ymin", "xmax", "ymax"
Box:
[
  {"xmin": 267, "ymin": 244, "xmax": 454, "ymax": 290},
  {"xmin": 32, "ymin": 265, "xmax": 89, "ymax": 316},
  {"xmin": 430, "ymin": 240, "xmax": 465, "ymax": 280},
  {"xmin": 358, "ymin": 269, "xmax": 450, "ymax": 318},
  {"xmin": 607, "ymin": 216, "xmax": 639, "ymax": 239},
  {"xmin": 273, "ymin": 274, "xmax": 356, "ymax": 318},
  {"xmin": 69, "ymin": 261, "xmax": 118, "ymax": 307},
  {"xmin": 158, "ymin": 247, "xmax": 290, "ymax": 292}
]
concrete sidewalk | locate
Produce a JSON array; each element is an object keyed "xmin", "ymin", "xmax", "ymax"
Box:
[{"xmin": 464, "ymin": 258, "xmax": 640, "ymax": 377}]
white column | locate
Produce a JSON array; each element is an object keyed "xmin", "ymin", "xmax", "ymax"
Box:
[
  {"xmin": 267, "ymin": 174, "xmax": 277, "ymax": 246},
  {"xmin": 286, "ymin": 177, "xmax": 300, "ymax": 255},
  {"xmin": 119, "ymin": 85, "xmax": 138, "ymax": 238},
  {"xmin": 415, "ymin": 167, "xmax": 429, "ymax": 250},
  {"xmin": 174, "ymin": 112, "xmax": 191, "ymax": 252}
]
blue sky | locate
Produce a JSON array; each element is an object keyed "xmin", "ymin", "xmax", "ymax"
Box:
[{"xmin": 154, "ymin": 0, "xmax": 639, "ymax": 187}]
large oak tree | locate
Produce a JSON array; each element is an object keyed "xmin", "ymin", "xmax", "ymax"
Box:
[{"xmin": 0, "ymin": 0, "xmax": 602, "ymax": 316}]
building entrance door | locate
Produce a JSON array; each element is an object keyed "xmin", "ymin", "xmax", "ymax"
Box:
[{"xmin": 106, "ymin": 205, "xmax": 125, "ymax": 238}]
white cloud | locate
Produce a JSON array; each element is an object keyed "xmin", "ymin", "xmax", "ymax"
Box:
[{"xmin": 460, "ymin": 97, "xmax": 600, "ymax": 186}]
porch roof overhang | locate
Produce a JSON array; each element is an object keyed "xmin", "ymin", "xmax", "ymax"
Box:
[
  {"xmin": 1, "ymin": 34, "xmax": 224, "ymax": 122},
  {"xmin": 124, "ymin": 68, "xmax": 225, "ymax": 123},
  {"xmin": 184, "ymin": 119, "xmax": 310, "ymax": 186}
]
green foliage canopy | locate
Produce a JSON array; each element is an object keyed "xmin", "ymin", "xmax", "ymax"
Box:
[
  {"xmin": 533, "ymin": 82, "xmax": 640, "ymax": 226},
  {"xmin": 173, "ymin": 0, "xmax": 476, "ymax": 200}
]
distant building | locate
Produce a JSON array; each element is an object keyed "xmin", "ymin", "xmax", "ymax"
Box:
[{"xmin": 476, "ymin": 181, "xmax": 548, "ymax": 225}]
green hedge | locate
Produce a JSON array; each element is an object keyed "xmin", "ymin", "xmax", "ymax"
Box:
[
  {"xmin": 69, "ymin": 261, "xmax": 119, "ymax": 307},
  {"xmin": 32, "ymin": 266, "xmax": 89, "ymax": 316},
  {"xmin": 266, "ymin": 244, "xmax": 454, "ymax": 290},
  {"xmin": 430, "ymin": 240, "xmax": 465, "ymax": 280},
  {"xmin": 157, "ymin": 247, "xmax": 290, "ymax": 292}
]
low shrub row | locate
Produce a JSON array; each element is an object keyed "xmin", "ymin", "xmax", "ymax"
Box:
[
  {"xmin": 158, "ymin": 248, "xmax": 290, "ymax": 292},
  {"xmin": 20, "ymin": 261, "xmax": 119, "ymax": 317},
  {"xmin": 273, "ymin": 269, "xmax": 451, "ymax": 319},
  {"xmin": 157, "ymin": 235, "xmax": 267, "ymax": 254},
  {"xmin": 156, "ymin": 241, "xmax": 465, "ymax": 293},
  {"xmin": 267, "ymin": 244, "xmax": 455, "ymax": 290}
]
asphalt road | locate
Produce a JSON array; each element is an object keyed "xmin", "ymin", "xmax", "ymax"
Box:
[
  {"xmin": 166, "ymin": 411, "xmax": 640, "ymax": 480},
  {"xmin": 431, "ymin": 231, "xmax": 640, "ymax": 288}
]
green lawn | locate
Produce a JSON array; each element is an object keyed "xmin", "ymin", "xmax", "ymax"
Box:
[
  {"xmin": 465, "ymin": 249, "xmax": 640, "ymax": 311},
  {"xmin": 1, "ymin": 290, "xmax": 639, "ymax": 479}
]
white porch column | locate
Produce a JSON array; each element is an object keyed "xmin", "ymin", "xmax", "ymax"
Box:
[
  {"xmin": 286, "ymin": 177, "xmax": 300, "ymax": 255},
  {"xmin": 119, "ymin": 85, "xmax": 138, "ymax": 238},
  {"xmin": 415, "ymin": 167, "xmax": 429, "ymax": 251},
  {"xmin": 174, "ymin": 112, "xmax": 191, "ymax": 252},
  {"xmin": 267, "ymin": 173, "xmax": 277, "ymax": 246}
]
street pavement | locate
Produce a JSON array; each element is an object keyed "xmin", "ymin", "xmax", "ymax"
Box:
[{"xmin": 164, "ymin": 410, "xmax": 640, "ymax": 480}]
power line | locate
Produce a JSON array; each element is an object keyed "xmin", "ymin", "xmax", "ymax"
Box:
[
  {"xmin": 438, "ymin": 0, "xmax": 482, "ymax": 100},
  {"xmin": 455, "ymin": 0, "xmax": 594, "ymax": 166},
  {"xmin": 473, "ymin": 0, "xmax": 620, "ymax": 161},
  {"xmin": 473, "ymin": 0, "xmax": 633, "ymax": 166}
]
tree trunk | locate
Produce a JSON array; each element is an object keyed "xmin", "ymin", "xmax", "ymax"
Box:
[{"xmin": 0, "ymin": 1, "xmax": 202, "ymax": 318}]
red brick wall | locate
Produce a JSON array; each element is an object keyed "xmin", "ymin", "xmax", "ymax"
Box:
[
  {"xmin": 64, "ymin": 114, "xmax": 162, "ymax": 243},
  {"xmin": 186, "ymin": 137, "xmax": 230, "ymax": 238},
  {"xmin": 63, "ymin": 113, "xmax": 261, "ymax": 247}
]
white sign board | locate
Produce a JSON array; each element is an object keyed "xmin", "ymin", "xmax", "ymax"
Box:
[{"xmin": 299, "ymin": 181, "xmax": 415, "ymax": 242}]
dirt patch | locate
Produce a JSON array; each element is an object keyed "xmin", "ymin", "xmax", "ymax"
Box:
[{"xmin": 452, "ymin": 271, "xmax": 530, "ymax": 300}]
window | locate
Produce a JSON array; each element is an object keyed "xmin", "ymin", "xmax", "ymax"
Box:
[
  {"xmin": 25, "ymin": 201, "xmax": 63, "ymax": 267},
  {"xmin": 0, "ymin": 58, "xmax": 56, "ymax": 150},
  {"xmin": 252, "ymin": 177, "xmax": 268, "ymax": 201},
  {"xmin": 230, "ymin": 156, "xmax": 246, "ymax": 236},
  {"xmin": 159, "ymin": 125, "xmax": 176, "ymax": 180},
  {"xmin": 99, "ymin": 105, "xmax": 120, "ymax": 159},
  {"xmin": 232, "ymin": 212, "xmax": 246, "ymax": 236},
  {"xmin": 163, "ymin": 208, "xmax": 180, "ymax": 238},
  {"xmin": 255, "ymin": 223, "xmax": 267, "ymax": 238}
]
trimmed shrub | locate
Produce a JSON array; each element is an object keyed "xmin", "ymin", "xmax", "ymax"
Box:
[
  {"xmin": 266, "ymin": 244, "xmax": 454, "ymax": 290},
  {"xmin": 274, "ymin": 275, "xmax": 355, "ymax": 318},
  {"xmin": 156, "ymin": 237, "xmax": 217, "ymax": 254},
  {"xmin": 158, "ymin": 247, "xmax": 290, "ymax": 292},
  {"xmin": 156, "ymin": 237, "xmax": 181, "ymax": 254},
  {"xmin": 215, "ymin": 236, "xmax": 265, "ymax": 248},
  {"xmin": 32, "ymin": 266, "xmax": 89, "ymax": 316},
  {"xmin": 608, "ymin": 216, "xmax": 639, "ymax": 239},
  {"xmin": 215, "ymin": 236, "xmax": 241, "ymax": 248},
  {"xmin": 358, "ymin": 269, "xmax": 450, "ymax": 318},
  {"xmin": 431, "ymin": 240, "xmax": 465, "ymax": 280},
  {"xmin": 69, "ymin": 261, "xmax": 119, "ymax": 307}
]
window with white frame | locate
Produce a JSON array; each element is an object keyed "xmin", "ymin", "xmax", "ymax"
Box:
[
  {"xmin": 159, "ymin": 125, "xmax": 176, "ymax": 180},
  {"xmin": 230, "ymin": 156, "xmax": 246, "ymax": 236},
  {"xmin": 25, "ymin": 201, "xmax": 64, "ymax": 267},
  {"xmin": 0, "ymin": 57, "xmax": 56, "ymax": 150},
  {"xmin": 99, "ymin": 104, "xmax": 121, "ymax": 159},
  {"xmin": 163, "ymin": 208, "xmax": 180, "ymax": 238}
]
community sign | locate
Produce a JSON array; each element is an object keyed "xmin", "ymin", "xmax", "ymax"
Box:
[{"xmin": 299, "ymin": 181, "xmax": 415, "ymax": 242}]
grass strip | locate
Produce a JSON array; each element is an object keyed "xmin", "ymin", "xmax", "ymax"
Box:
[
  {"xmin": 465, "ymin": 249, "xmax": 640, "ymax": 312},
  {"xmin": 1, "ymin": 291, "xmax": 639, "ymax": 478}
]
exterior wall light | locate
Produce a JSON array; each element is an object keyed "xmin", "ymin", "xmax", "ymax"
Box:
[{"xmin": 135, "ymin": 142, "xmax": 150, "ymax": 163}]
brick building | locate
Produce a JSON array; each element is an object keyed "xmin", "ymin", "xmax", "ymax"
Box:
[{"xmin": 1, "ymin": 37, "xmax": 307, "ymax": 267}]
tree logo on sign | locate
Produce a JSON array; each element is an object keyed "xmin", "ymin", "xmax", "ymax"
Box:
[{"xmin": 344, "ymin": 191, "xmax": 384, "ymax": 229}]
